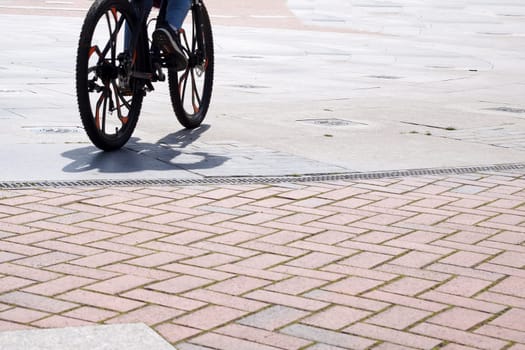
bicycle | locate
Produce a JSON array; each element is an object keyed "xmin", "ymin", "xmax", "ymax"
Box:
[{"xmin": 76, "ymin": 0, "xmax": 214, "ymax": 151}]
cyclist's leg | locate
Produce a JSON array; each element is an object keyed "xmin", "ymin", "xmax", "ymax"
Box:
[
  {"xmin": 165, "ymin": 0, "xmax": 191, "ymax": 30},
  {"xmin": 125, "ymin": 0, "xmax": 153, "ymax": 50},
  {"xmin": 153, "ymin": 0, "xmax": 191, "ymax": 70}
]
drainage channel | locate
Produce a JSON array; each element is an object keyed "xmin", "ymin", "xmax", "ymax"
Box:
[{"xmin": 1, "ymin": 163, "xmax": 524, "ymax": 189}]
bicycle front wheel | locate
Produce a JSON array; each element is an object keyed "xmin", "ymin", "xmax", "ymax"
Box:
[
  {"xmin": 76, "ymin": 0, "xmax": 144, "ymax": 151},
  {"xmin": 168, "ymin": 3, "xmax": 214, "ymax": 129}
]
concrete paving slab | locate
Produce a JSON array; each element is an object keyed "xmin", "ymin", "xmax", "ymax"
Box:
[{"xmin": 0, "ymin": 323, "xmax": 176, "ymax": 350}]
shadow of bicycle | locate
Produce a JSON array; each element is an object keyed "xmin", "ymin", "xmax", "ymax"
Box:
[{"xmin": 62, "ymin": 125, "xmax": 228, "ymax": 174}]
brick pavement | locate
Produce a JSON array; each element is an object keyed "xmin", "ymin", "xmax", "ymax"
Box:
[{"xmin": 0, "ymin": 170, "xmax": 524, "ymax": 349}]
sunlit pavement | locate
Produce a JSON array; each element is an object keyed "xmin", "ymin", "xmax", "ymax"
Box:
[
  {"xmin": 0, "ymin": 0, "xmax": 524, "ymax": 181},
  {"xmin": 0, "ymin": 1, "xmax": 525, "ymax": 349}
]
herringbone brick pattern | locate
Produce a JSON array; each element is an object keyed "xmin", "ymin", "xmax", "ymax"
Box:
[{"xmin": 0, "ymin": 171, "xmax": 524, "ymax": 349}]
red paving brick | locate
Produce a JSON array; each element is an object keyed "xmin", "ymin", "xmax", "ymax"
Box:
[
  {"xmin": 434, "ymin": 276, "xmax": 493, "ymax": 297},
  {"xmin": 245, "ymin": 290, "xmax": 329, "ymax": 311},
  {"xmin": 344, "ymin": 322, "xmax": 441, "ymax": 349},
  {"xmin": 22, "ymin": 276, "xmax": 96, "ymax": 296},
  {"xmin": 390, "ymin": 250, "xmax": 442, "ymax": 268},
  {"xmin": 31, "ymin": 315, "xmax": 92, "ymax": 328},
  {"xmin": 173, "ymin": 305, "xmax": 247, "ymax": 330},
  {"xmin": 0, "ymin": 291, "xmax": 78, "ymax": 313},
  {"xmin": 380, "ymin": 276, "xmax": 438, "ymax": 296},
  {"xmin": 490, "ymin": 308, "xmax": 525, "ymax": 332},
  {"xmin": 0, "ymin": 276, "xmax": 36, "ymax": 293},
  {"xmin": 125, "ymin": 251, "xmax": 185, "ymax": 267},
  {"xmin": 189, "ymin": 332, "xmax": 283, "ymax": 350},
  {"xmin": 85, "ymin": 275, "xmax": 154, "ymax": 294},
  {"xmin": 411, "ymin": 322, "xmax": 509, "ymax": 349},
  {"xmin": 365, "ymin": 305, "xmax": 431, "ymax": 330},
  {"xmin": 105, "ymin": 304, "xmax": 184, "ymax": 326},
  {"xmin": 0, "ymin": 171, "xmax": 524, "ymax": 349},
  {"xmin": 306, "ymin": 289, "xmax": 390, "ymax": 312},
  {"xmin": 57, "ymin": 290, "xmax": 143, "ymax": 313},
  {"xmin": 301, "ymin": 305, "xmax": 371, "ymax": 330},
  {"xmin": 62, "ymin": 306, "xmax": 118, "ymax": 323},
  {"xmin": 147, "ymin": 275, "xmax": 212, "ymax": 294},
  {"xmin": 283, "ymin": 323, "xmax": 376, "ymax": 349},
  {"xmin": 0, "ymin": 307, "xmax": 48, "ymax": 323},
  {"xmin": 421, "ymin": 290, "xmax": 506, "ymax": 313},
  {"xmin": 427, "ymin": 307, "xmax": 492, "ymax": 330},
  {"xmin": 323, "ymin": 276, "xmax": 385, "ymax": 295},
  {"xmin": 217, "ymin": 323, "xmax": 311, "ymax": 349}
]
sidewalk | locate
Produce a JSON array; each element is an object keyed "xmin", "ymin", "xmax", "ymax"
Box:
[
  {"xmin": 1, "ymin": 0, "xmax": 525, "ymax": 348},
  {"xmin": 1, "ymin": 169, "xmax": 525, "ymax": 349},
  {"xmin": 1, "ymin": 1, "xmax": 525, "ymax": 181}
]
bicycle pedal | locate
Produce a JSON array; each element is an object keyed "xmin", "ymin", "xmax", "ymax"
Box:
[
  {"xmin": 145, "ymin": 82, "xmax": 155, "ymax": 92},
  {"xmin": 154, "ymin": 63, "xmax": 166, "ymax": 81}
]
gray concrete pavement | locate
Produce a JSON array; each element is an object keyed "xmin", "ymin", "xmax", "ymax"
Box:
[
  {"xmin": 0, "ymin": 323, "xmax": 175, "ymax": 350},
  {"xmin": 0, "ymin": 0, "xmax": 524, "ymax": 182}
]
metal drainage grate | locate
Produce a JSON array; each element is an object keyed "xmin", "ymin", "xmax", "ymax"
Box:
[
  {"xmin": 1, "ymin": 163, "xmax": 524, "ymax": 189},
  {"xmin": 297, "ymin": 118, "xmax": 367, "ymax": 127}
]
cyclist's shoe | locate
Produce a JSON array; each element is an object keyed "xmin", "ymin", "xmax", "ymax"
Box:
[{"xmin": 153, "ymin": 25, "xmax": 187, "ymax": 71}]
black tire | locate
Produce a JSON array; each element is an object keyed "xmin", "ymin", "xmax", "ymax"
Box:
[
  {"xmin": 168, "ymin": 4, "xmax": 214, "ymax": 129},
  {"xmin": 76, "ymin": 0, "xmax": 144, "ymax": 151}
]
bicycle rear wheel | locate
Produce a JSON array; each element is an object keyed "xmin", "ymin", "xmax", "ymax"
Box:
[
  {"xmin": 76, "ymin": 0, "xmax": 144, "ymax": 151},
  {"xmin": 168, "ymin": 3, "xmax": 214, "ymax": 129}
]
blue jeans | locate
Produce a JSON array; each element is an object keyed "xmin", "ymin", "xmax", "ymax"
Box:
[
  {"xmin": 126, "ymin": 0, "xmax": 191, "ymax": 49},
  {"xmin": 133, "ymin": 0, "xmax": 191, "ymax": 29},
  {"xmin": 165, "ymin": 0, "xmax": 192, "ymax": 30}
]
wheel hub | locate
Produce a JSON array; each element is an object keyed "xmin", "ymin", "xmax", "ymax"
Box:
[{"xmin": 96, "ymin": 60, "xmax": 119, "ymax": 82}]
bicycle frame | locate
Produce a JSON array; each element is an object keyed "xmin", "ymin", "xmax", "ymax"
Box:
[
  {"xmin": 128, "ymin": 0, "xmax": 206, "ymax": 88},
  {"xmin": 77, "ymin": 0, "xmax": 214, "ymax": 150}
]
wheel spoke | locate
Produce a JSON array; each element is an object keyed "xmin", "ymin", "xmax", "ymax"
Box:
[
  {"xmin": 111, "ymin": 80, "xmax": 130, "ymax": 124},
  {"xmin": 89, "ymin": 45, "xmax": 102, "ymax": 59},
  {"xmin": 94, "ymin": 90, "xmax": 105, "ymax": 130},
  {"xmin": 179, "ymin": 68, "xmax": 190, "ymax": 107},
  {"xmin": 192, "ymin": 18, "xmax": 197, "ymax": 53},
  {"xmin": 105, "ymin": 12, "xmax": 116, "ymax": 63},
  {"xmin": 179, "ymin": 28, "xmax": 190, "ymax": 56},
  {"xmin": 190, "ymin": 69, "xmax": 201, "ymax": 113},
  {"xmin": 100, "ymin": 15, "xmax": 125, "ymax": 60},
  {"xmin": 117, "ymin": 91, "xmax": 134, "ymax": 111},
  {"xmin": 101, "ymin": 83, "xmax": 109, "ymax": 132},
  {"xmin": 110, "ymin": 6, "xmax": 118, "ymax": 22}
]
